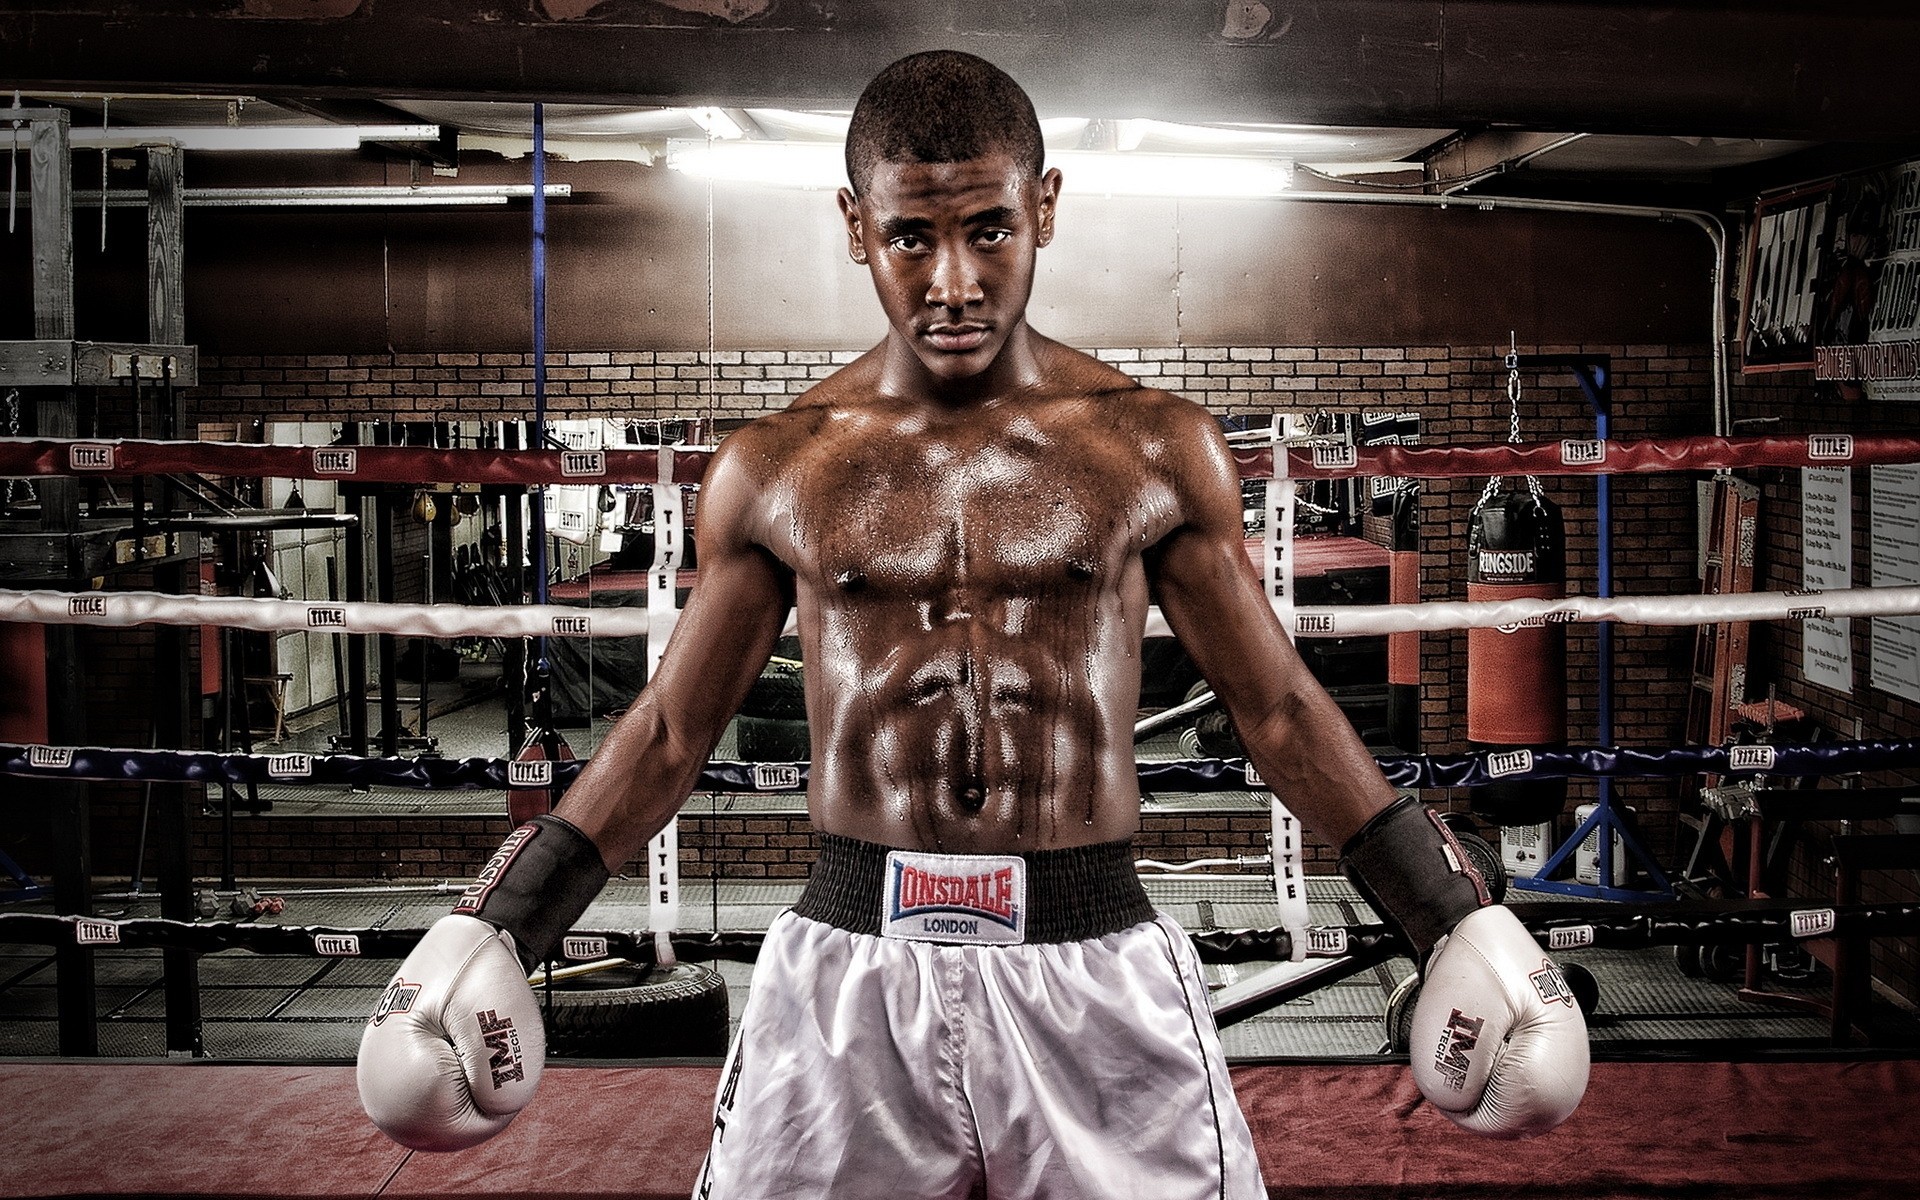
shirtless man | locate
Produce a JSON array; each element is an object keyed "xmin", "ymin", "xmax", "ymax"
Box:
[{"xmin": 358, "ymin": 51, "xmax": 1588, "ymax": 1198}]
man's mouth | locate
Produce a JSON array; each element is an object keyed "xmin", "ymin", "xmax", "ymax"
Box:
[{"xmin": 923, "ymin": 324, "xmax": 990, "ymax": 353}]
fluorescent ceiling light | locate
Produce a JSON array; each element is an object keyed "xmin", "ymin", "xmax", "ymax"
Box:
[
  {"xmin": 667, "ymin": 140, "xmax": 845, "ymax": 188},
  {"xmin": 666, "ymin": 140, "xmax": 1293, "ymax": 198},
  {"xmin": 2, "ymin": 124, "xmax": 442, "ymax": 151},
  {"xmin": 71, "ymin": 184, "xmax": 571, "ymax": 208}
]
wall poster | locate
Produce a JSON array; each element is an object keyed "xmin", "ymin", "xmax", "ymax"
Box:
[
  {"xmin": 1800, "ymin": 466, "xmax": 1853, "ymax": 692},
  {"xmin": 1744, "ymin": 158, "xmax": 1920, "ymax": 401},
  {"xmin": 1870, "ymin": 464, "xmax": 1920, "ymax": 702},
  {"xmin": 1741, "ymin": 184, "xmax": 1832, "ymax": 374}
]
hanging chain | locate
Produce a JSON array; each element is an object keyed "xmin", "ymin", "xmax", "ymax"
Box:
[
  {"xmin": 2, "ymin": 388, "xmax": 31, "ymax": 510},
  {"xmin": 99, "ymin": 96, "xmax": 109, "ymax": 251},
  {"xmin": 8, "ymin": 91, "xmax": 22, "ymax": 235},
  {"xmin": 1482, "ymin": 332, "xmax": 1544, "ymax": 503},
  {"xmin": 2, "ymin": 387, "xmax": 15, "ymax": 522},
  {"xmin": 1505, "ymin": 335, "xmax": 1523, "ymax": 444}
]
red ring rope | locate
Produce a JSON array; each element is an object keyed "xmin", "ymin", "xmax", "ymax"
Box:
[{"xmin": 2, "ymin": 432, "xmax": 1914, "ymax": 486}]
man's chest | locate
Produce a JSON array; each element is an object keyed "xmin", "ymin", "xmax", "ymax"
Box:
[{"xmin": 769, "ymin": 426, "xmax": 1175, "ymax": 596}]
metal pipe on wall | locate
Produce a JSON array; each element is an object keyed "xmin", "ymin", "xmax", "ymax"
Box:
[{"xmin": 1267, "ymin": 190, "xmax": 1730, "ymax": 436}]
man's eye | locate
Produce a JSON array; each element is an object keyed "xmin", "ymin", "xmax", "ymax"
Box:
[
  {"xmin": 976, "ymin": 229, "xmax": 1012, "ymax": 246},
  {"xmin": 889, "ymin": 236, "xmax": 925, "ymax": 253}
]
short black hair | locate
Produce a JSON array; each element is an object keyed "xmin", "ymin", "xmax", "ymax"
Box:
[{"xmin": 844, "ymin": 50, "xmax": 1045, "ymax": 196}]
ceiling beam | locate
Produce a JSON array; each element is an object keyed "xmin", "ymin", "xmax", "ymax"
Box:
[{"xmin": 1, "ymin": 2, "xmax": 1916, "ymax": 139}]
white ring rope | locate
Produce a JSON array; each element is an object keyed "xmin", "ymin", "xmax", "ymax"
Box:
[
  {"xmin": 0, "ymin": 589, "xmax": 653, "ymax": 639},
  {"xmin": 4, "ymin": 584, "xmax": 1919, "ymax": 641},
  {"xmin": 1270, "ymin": 586, "xmax": 1920, "ymax": 638}
]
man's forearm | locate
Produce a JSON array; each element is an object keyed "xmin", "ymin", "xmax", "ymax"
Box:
[
  {"xmin": 552, "ymin": 696, "xmax": 710, "ymax": 872},
  {"xmin": 1239, "ymin": 682, "xmax": 1398, "ymax": 848}
]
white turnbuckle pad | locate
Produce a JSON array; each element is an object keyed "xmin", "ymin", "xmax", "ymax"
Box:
[{"xmin": 881, "ymin": 850, "xmax": 1028, "ymax": 945}]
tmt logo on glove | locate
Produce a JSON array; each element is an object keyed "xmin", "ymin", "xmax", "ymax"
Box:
[
  {"xmin": 477, "ymin": 1010, "xmax": 526, "ymax": 1089},
  {"xmin": 1432, "ymin": 1009, "xmax": 1486, "ymax": 1092}
]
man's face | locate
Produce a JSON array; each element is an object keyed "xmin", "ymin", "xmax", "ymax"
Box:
[{"xmin": 839, "ymin": 153, "xmax": 1061, "ymax": 385}]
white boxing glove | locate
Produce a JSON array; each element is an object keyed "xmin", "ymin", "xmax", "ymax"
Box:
[
  {"xmin": 1409, "ymin": 905, "xmax": 1590, "ymax": 1138},
  {"xmin": 357, "ymin": 914, "xmax": 546, "ymax": 1151}
]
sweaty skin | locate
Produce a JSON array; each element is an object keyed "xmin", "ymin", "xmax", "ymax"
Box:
[{"xmin": 554, "ymin": 154, "xmax": 1397, "ymax": 868}]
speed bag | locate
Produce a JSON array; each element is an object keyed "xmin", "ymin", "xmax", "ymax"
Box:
[{"xmin": 1466, "ymin": 486, "xmax": 1568, "ymax": 826}]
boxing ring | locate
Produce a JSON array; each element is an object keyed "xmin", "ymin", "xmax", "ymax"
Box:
[{"xmin": 5, "ymin": 428, "xmax": 1920, "ymax": 1197}]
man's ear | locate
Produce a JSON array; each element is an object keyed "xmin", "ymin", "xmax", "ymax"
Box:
[
  {"xmin": 836, "ymin": 187, "xmax": 868, "ymax": 264},
  {"xmin": 1035, "ymin": 167, "xmax": 1063, "ymax": 248}
]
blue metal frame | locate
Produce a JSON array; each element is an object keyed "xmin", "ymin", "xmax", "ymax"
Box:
[{"xmin": 1508, "ymin": 354, "xmax": 1675, "ymax": 901}]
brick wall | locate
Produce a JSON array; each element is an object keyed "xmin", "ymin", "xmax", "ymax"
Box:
[
  {"xmin": 175, "ymin": 340, "xmax": 1714, "ymax": 862},
  {"xmin": 187, "ymin": 350, "xmax": 858, "ymax": 422}
]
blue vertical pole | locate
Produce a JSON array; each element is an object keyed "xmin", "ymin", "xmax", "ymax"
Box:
[
  {"xmin": 1594, "ymin": 375, "xmax": 1614, "ymax": 889},
  {"xmin": 531, "ymin": 103, "xmax": 549, "ymax": 668}
]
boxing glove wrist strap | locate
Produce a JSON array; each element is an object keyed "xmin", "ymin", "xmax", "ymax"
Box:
[
  {"xmin": 1340, "ymin": 797, "xmax": 1490, "ymax": 964},
  {"xmin": 451, "ymin": 814, "xmax": 610, "ymax": 971}
]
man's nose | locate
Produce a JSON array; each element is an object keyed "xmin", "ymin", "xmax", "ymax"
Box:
[{"xmin": 926, "ymin": 246, "xmax": 984, "ymax": 310}]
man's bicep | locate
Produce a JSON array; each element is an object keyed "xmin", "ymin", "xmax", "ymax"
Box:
[
  {"xmin": 643, "ymin": 534, "xmax": 794, "ymax": 737},
  {"xmin": 1150, "ymin": 522, "xmax": 1312, "ymax": 723},
  {"xmin": 642, "ymin": 441, "xmax": 794, "ymax": 737},
  {"xmin": 1148, "ymin": 400, "xmax": 1317, "ymax": 713}
]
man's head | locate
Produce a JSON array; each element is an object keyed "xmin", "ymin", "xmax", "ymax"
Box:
[
  {"xmin": 840, "ymin": 51, "xmax": 1061, "ymax": 389},
  {"xmin": 843, "ymin": 50, "xmax": 1045, "ymax": 199}
]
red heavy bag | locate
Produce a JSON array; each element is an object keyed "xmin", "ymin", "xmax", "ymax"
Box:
[
  {"xmin": 1466, "ymin": 484, "xmax": 1568, "ymax": 826},
  {"xmin": 1385, "ymin": 485, "xmax": 1420, "ymax": 751}
]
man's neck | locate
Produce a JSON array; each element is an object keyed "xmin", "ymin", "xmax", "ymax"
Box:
[{"xmin": 876, "ymin": 321, "xmax": 1046, "ymax": 410}]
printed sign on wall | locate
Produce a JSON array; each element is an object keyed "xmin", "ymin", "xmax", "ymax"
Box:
[
  {"xmin": 1801, "ymin": 467, "xmax": 1853, "ymax": 692},
  {"xmin": 1870, "ymin": 464, "xmax": 1920, "ymax": 702},
  {"xmin": 1812, "ymin": 160, "xmax": 1920, "ymax": 402},
  {"xmin": 1745, "ymin": 159, "xmax": 1920, "ymax": 400}
]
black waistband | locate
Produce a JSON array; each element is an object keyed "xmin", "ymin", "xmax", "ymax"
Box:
[{"xmin": 792, "ymin": 833, "xmax": 1157, "ymax": 944}]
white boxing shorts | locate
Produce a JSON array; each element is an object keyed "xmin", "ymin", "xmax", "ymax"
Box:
[{"xmin": 694, "ymin": 834, "xmax": 1264, "ymax": 1200}]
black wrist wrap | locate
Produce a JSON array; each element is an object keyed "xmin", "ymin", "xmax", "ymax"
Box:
[
  {"xmin": 451, "ymin": 815, "xmax": 611, "ymax": 971},
  {"xmin": 1340, "ymin": 798, "xmax": 1491, "ymax": 965}
]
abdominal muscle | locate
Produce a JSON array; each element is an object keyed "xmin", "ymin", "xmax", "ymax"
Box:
[{"xmin": 801, "ymin": 587, "xmax": 1148, "ymax": 854}]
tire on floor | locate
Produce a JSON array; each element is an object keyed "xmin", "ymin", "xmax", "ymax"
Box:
[{"xmin": 539, "ymin": 961, "xmax": 731, "ymax": 1058}]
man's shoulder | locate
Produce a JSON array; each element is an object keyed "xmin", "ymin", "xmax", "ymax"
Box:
[
  {"xmin": 708, "ymin": 359, "xmax": 873, "ymax": 471},
  {"xmin": 1069, "ymin": 365, "xmax": 1216, "ymax": 444},
  {"xmin": 1044, "ymin": 340, "xmax": 1207, "ymax": 424}
]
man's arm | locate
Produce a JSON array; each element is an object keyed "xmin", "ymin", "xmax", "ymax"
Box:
[
  {"xmin": 357, "ymin": 429, "xmax": 795, "ymax": 1152},
  {"xmin": 554, "ymin": 433, "xmax": 796, "ymax": 871},
  {"xmin": 1143, "ymin": 401, "xmax": 1395, "ymax": 846},
  {"xmin": 1145, "ymin": 397, "xmax": 1587, "ymax": 1139}
]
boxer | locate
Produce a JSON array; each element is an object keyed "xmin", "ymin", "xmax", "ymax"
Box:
[{"xmin": 359, "ymin": 50, "xmax": 1588, "ymax": 1197}]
